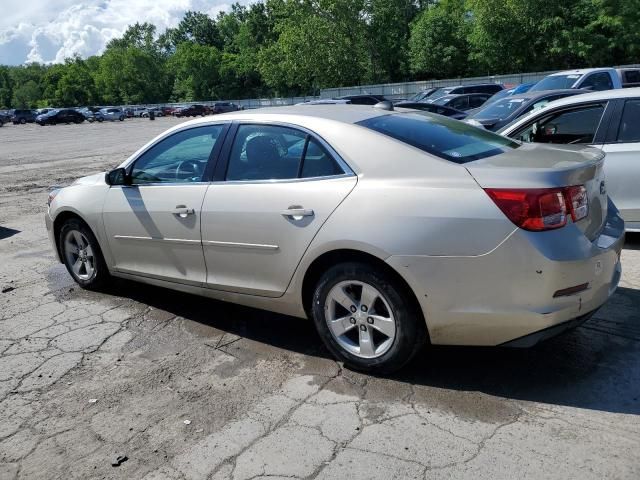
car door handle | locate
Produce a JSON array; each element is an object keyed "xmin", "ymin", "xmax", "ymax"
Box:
[
  {"xmin": 281, "ymin": 207, "xmax": 314, "ymax": 219},
  {"xmin": 172, "ymin": 205, "xmax": 195, "ymax": 218}
]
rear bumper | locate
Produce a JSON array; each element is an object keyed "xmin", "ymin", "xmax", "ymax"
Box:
[{"xmin": 387, "ymin": 204, "xmax": 625, "ymax": 346}]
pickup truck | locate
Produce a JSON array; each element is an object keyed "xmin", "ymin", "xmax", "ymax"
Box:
[{"xmin": 529, "ymin": 68, "xmax": 626, "ymax": 92}]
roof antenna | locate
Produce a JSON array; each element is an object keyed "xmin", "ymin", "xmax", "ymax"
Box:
[{"xmin": 373, "ymin": 101, "xmax": 394, "ymax": 111}]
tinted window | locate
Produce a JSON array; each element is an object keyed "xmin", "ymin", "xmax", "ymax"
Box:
[
  {"xmin": 131, "ymin": 126, "xmax": 224, "ymax": 184},
  {"xmin": 448, "ymin": 96, "xmax": 469, "ymax": 110},
  {"xmin": 530, "ymin": 74, "xmax": 581, "ymax": 91},
  {"xmin": 512, "ymin": 104, "xmax": 605, "ymax": 144},
  {"xmin": 580, "ymin": 72, "xmax": 613, "ymax": 91},
  {"xmin": 358, "ymin": 113, "xmax": 520, "ymax": 163},
  {"xmin": 469, "ymin": 95, "xmax": 490, "ymax": 108},
  {"xmin": 622, "ymin": 70, "xmax": 640, "ymax": 84},
  {"xmin": 226, "ymin": 125, "xmax": 343, "ymax": 181},
  {"xmin": 474, "ymin": 97, "xmax": 529, "ymax": 120},
  {"xmin": 617, "ymin": 99, "xmax": 640, "ymax": 143},
  {"xmin": 349, "ymin": 97, "xmax": 378, "ymax": 105}
]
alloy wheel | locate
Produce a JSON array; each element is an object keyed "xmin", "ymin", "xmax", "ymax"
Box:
[
  {"xmin": 325, "ymin": 280, "xmax": 396, "ymax": 359},
  {"xmin": 63, "ymin": 230, "xmax": 96, "ymax": 280}
]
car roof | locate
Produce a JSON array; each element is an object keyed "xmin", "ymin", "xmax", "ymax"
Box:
[
  {"xmin": 546, "ymin": 67, "xmax": 614, "ymax": 76},
  {"xmin": 495, "ymin": 89, "xmax": 585, "ymax": 101},
  {"xmin": 524, "ymin": 86, "xmax": 640, "ymax": 107},
  {"xmin": 172, "ymin": 105, "xmax": 397, "ymax": 127}
]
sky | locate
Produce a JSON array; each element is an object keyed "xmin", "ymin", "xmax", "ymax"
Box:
[{"xmin": 0, "ymin": 0, "xmax": 249, "ymax": 65}]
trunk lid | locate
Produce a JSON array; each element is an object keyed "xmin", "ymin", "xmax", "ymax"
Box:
[{"xmin": 465, "ymin": 143, "xmax": 607, "ymax": 240}]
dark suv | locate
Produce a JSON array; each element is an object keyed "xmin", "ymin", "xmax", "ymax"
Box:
[
  {"xmin": 36, "ymin": 109, "xmax": 85, "ymax": 126},
  {"xmin": 11, "ymin": 109, "xmax": 37, "ymax": 124},
  {"xmin": 174, "ymin": 104, "xmax": 208, "ymax": 117},
  {"xmin": 211, "ymin": 102, "xmax": 241, "ymax": 114}
]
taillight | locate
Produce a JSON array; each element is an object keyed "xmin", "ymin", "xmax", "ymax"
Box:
[
  {"xmin": 563, "ymin": 185, "xmax": 588, "ymax": 222},
  {"xmin": 485, "ymin": 185, "xmax": 588, "ymax": 232}
]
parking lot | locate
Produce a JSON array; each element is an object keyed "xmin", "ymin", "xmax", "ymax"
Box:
[{"xmin": 0, "ymin": 119, "xmax": 639, "ymax": 479}]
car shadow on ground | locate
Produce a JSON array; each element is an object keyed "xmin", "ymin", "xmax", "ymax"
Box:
[
  {"xmin": 0, "ymin": 226, "xmax": 20, "ymax": 240},
  {"xmin": 102, "ymin": 271, "xmax": 640, "ymax": 417}
]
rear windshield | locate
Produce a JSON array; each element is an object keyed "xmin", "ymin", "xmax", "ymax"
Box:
[
  {"xmin": 473, "ymin": 97, "xmax": 530, "ymax": 119},
  {"xmin": 530, "ymin": 74, "xmax": 580, "ymax": 91},
  {"xmin": 357, "ymin": 113, "xmax": 520, "ymax": 163}
]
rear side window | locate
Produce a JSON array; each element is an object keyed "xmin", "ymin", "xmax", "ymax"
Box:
[
  {"xmin": 580, "ymin": 73, "xmax": 613, "ymax": 91},
  {"xmin": 226, "ymin": 125, "xmax": 343, "ymax": 181},
  {"xmin": 512, "ymin": 104, "xmax": 605, "ymax": 144},
  {"xmin": 357, "ymin": 113, "xmax": 520, "ymax": 163},
  {"xmin": 617, "ymin": 99, "xmax": 640, "ymax": 143}
]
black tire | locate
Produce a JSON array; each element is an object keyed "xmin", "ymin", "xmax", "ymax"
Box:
[
  {"xmin": 59, "ymin": 218, "xmax": 110, "ymax": 290},
  {"xmin": 311, "ymin": 262, "xmax": 426, "ymax": 374},
  {"xmin": 97, "ymin": 117, "xmax": 104, "ymax": 123},
  {"xmin": 119, "ymin": 116, "xmax": 124, "ymax": 121},
  {"xmin": 20, "ymin": 118, "xmax": 26, "ymax": 124}
]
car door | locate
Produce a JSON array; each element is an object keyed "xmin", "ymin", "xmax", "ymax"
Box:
[
  {"xmin": 103, "ymin": 124, "xmax": 228, "ymax": 285},
  {"xmin": 200, "ymin": 122, "xmax": 357, "ymax": 297},
  {"xmin": 601, "ymin": 98, "xmax": 640, "ymax": 224}
]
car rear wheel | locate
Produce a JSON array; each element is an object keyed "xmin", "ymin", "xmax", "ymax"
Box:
[
  {"xmin": 311, "ymin": 262, "xmax": 426, "ymax": 374},
  {"xmin": 97, "ymin": 117, "xmax": 103, "ymax": 122},
  {"xmin": 119, "ymin": 116, "xmax": 124, "ymax": 121},
  {"xmin": 59, "ymin": 218, "xmax": 110, "ymax": 289},
  {"xmin": 19, "ymin": 118, "xmax": 26, "ymax": 124}
]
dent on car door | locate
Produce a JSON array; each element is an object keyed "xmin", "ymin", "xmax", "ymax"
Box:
[
  {"xmin": 201, "ymin": 123, "xmax": 357, "ymax": 297},
  {"xmin": 601, "ymin": 98, "xmax": 640, "ymax": 223},
  {"xmin": 102, "ymin": 124, "xmax": 228, "ymax": 284}
]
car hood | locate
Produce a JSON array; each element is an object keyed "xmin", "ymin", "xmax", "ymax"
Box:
[{"xmin": 71, "ymin": 172, "xmax": 107, "ymax": 186}]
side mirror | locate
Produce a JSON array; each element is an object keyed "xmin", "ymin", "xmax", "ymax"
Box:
[{"xmin": 105, "ymin": 167, "xmax": 130, "ymax": 186}]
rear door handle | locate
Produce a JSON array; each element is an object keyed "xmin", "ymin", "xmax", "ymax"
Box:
[
  {"xmin": 172, "ymin": 205, "xmax": 195, "ymax": 218},
  {"xmin": 281, "ymin": 206, "xmax": 314, "ymax": 220}
]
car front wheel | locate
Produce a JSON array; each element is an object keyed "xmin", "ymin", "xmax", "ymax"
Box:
[
  {"xmin": 311, "ymin": 262, "xmax": 426, "ymax": 374},
  {"xmin": 59, "ymin": 218, "xmax": 110, "ymax": 289}
]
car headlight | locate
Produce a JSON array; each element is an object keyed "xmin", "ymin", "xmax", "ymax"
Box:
[{"xmin": 47, "ymin": 188, "xmax": 61, "ymax": 206}]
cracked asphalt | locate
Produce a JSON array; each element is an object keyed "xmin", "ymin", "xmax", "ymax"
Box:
[{"xmin": 1, "ymin": 119, "xmax": 639, "ymax": 480}]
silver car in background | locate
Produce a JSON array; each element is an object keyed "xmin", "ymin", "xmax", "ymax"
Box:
[
  {"xmin": 45, "ymin": 106, "xmax": 624, "ymax": 373},
  {"xmin": 97, "ymin": 107, "xmax": 125, "ymax": 122},
  {"xmin": 500, "ymin": 88, "xmax": 640, "ymax": 231}
]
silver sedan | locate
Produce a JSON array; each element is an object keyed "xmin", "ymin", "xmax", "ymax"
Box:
[{"xmin": 45, "ymin": 105, "xmax": 625, "ymax": 373}]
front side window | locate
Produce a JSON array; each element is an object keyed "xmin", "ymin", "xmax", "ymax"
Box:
[
  {"xmin": 358, "ymin": 112, "xmax": 520, "ymax": 163},
  {"xmin": 580, "ymin": 72, "xmax": 613, "ymax": 91},
  {"xmin": 617, "ymin": 99, "xmax": 640, "ymax": 143},
  {"xmin": 512, "ymin": 104, "xmax": 605, "ymax": 144},
  {"xmin": 225, "ymin": 124, "xmax": 343, "ymax": 181},
  {"xmin": 130, "ymin": 125, "xmax": 224, "ymax": 184}
]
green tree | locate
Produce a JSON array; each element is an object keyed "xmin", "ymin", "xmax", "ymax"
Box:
[
  {"xmin": 12, "ymin": 80, "xmax": 41, "ymax": 108},
  {"xmin": 168, "ymin": 42, "xmax": 221, "ymax": 101},
  {"xmin": 159, "ymin": 11, "xmax": 222, "ymax": 51},
  {"xmin": 0, "ymin": 66, "xmax": 13, "ymax": 108},
  {"xmin": 409, "ymin": 0, "xmax": 470, "ymax": 79}
]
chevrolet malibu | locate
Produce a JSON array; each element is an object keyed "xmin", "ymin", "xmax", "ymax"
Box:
[{"xmin": 46, "ymin": 106, "xmax": 624, "ymax": 373}]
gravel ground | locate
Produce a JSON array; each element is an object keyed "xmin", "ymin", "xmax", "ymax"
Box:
[{"xmin": 0, "ymin": 118, "xmax": 639, "ymax": 480}]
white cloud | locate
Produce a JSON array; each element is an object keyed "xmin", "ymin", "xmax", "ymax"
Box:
[{"xmin": 0, "ymin": 0, "xmax": 246, "ymax": 65}]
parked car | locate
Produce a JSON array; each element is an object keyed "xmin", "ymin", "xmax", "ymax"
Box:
[
  {"xmin": 427, "ymin": 83, "xmax": 504, "ymax": 101},
  {"xmin": 211, "ymin": 102, "xmax": 242, "ymax": 114},
  {"xmin": 141, "ymin": 107, "xmax": 164, "ymax": 118},
  {"xmin": 174, "ymin": 104, "xmax": 208, "ymax": 117},
  {"xmin": 297, "ymin": 99, "xmax": 353, "ymax": 105},
  {"xmin": 161, "ymin": 106, "xmax": 179, "ymax": 116},
  {"xmin": 36, "ymin": 108, "xmax": 56, "ymax": 116},
  {"xmin": 0, "ymin": 110, "xmax": 11, "ymax": 126},
  {"xmin": 529, "ymin": 68, "xmax": 622, "ymax": 93},
  {"xmin": 334, "ymin": 95, "xmax": 388, "ymax": 105},
  {"xmin": 76, "ymin": 107, "xmax": 96, "ymax": 122},
  {"xmin": 618, "ymin": 68, "xmax": 640, "ymax": 88},
  {"xmin": 46, "ymin": 105, "xmax": 624, "ymax": 373},
  {"xmin": 499, "ymin": 87, "xmax": 640, "ymax": 231},
  {"xmin": 394, "ymin": 101, "xmax": 468, "ymax": 119},
  {"xmin": 426, "ymin": 93, "xmax": 493, "ymax": 111},
  {"xmin": 97, "ymin": 108, "xmax": 125, "ymax": 122},
  {"xmin": 464, "ymin": 89, "xmax": 587, "ymax": 131},
  {"xmin": 11, "ymin": 109, "xmax": 37, "ymax": 124},
  {"xmin": 480, "ymin": 82, "xmax": 537, "ymax": 107},
  {"xmin": 405, "ymin": 88, "xmax": 439, "ymax": 103},
  {"xmin": 36, "ymin": 109, "xmax": 85, "ymax": 125},
  {"xmin": 130, "ymin": 107, "xmax": 148, "ymax": 117}
]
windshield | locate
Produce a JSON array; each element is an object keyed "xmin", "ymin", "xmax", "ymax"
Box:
[
  {"xmin": 530, "ymin": 74, "xmax": 580, "ymax": 91},
  {"xmin": 470, "ymin": 97, "xmax": 530, "ymax": 120},
  {"xmin": 429, "ymin": 87, "xmax": 453, "ymax": 100},
  {"xmin": 432, "ymin": 96, "xmax": 453, "ymax": 106},
  {"xmin": 357, "ymin": 112, "xmax": 519, "ymax": 164}
]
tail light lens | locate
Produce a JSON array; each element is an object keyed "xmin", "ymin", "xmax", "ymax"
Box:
[
  {"xmin": 485, "ymin": 185, "xmax": 588, "ymax": 231},
  {"xmin": 564, "ymin": 185, "xmax": 588, "ymax": 222}
]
